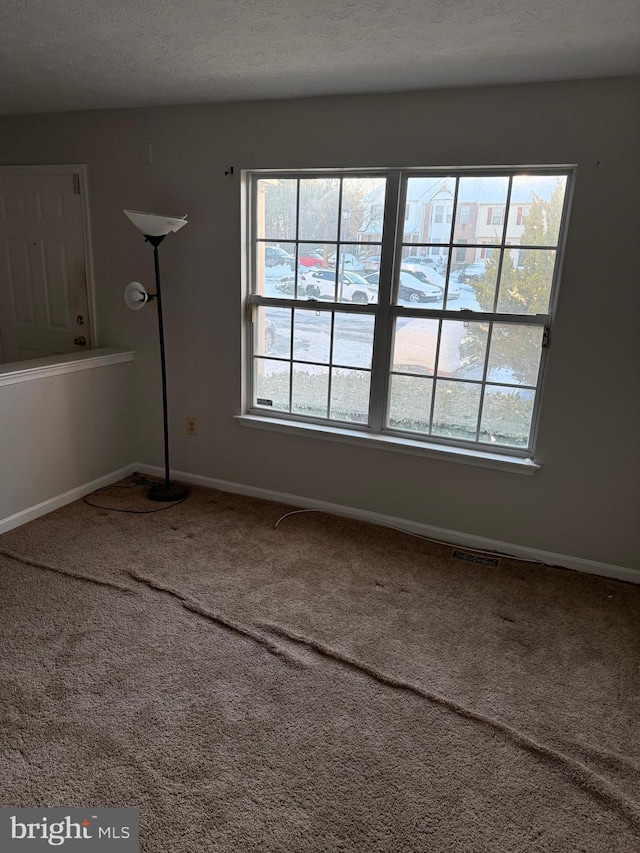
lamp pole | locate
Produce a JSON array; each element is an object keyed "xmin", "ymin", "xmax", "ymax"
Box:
[
  {"xmin": 146, "ymin": 235, "xmax": 174, "ymax": 499},
  {"xmin": 123, "ymin": 210, "xmax": 189, "ymax": 502}
]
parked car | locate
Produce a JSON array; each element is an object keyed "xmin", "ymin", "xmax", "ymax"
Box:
[
  {"xmin": 458, "ymin": 260, "xmax": 488, "ymax": 283},
  {"xmin": 302, "ymin": 269, "xmax": 377, "ymax": 303},
  {"xmin": 400, "ymin": 266, "xmax": 460, "ymax": 300},
  {"xmin": 397, "ymin": 270, "xmax": 443, "ymax": 303},
  {"xmin": 264, "ymin": 246, "xmax": 295, "ymax": 268},
  {"xmin": 403, "ymin": 255, "xmax": 438, "ymax": 270},
  {"xmin": 327, "ymin": 252, "xmax": 365, "ymax": 271},
  {"xmin": 363, "ymin": 254, "xmax": 382, "ymax": 273},
  {"xmin": 365, "ymin": 270, "xmax": 443, "ymax": 303},
  {"xmin": 298, "ymin": 251, "xmax": 325, "ymax": 268}
]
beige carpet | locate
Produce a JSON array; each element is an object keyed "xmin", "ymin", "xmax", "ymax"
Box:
[{"xmin": 0, "ymin": 477, "xmax": 639, "ymax": 851}]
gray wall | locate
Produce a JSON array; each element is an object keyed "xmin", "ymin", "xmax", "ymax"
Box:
[
  {"xmin": 1, "ymin": 77, "xmax": 638, "ymax": 569},
  {"xmin": 0, "ymin": 359, "xmax": 135, "ymax": 522}
]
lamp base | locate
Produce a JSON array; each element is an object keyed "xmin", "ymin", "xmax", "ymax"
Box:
[{"xmin": 148, "ymin": 482, "xmax": 190, "ymax": 502}]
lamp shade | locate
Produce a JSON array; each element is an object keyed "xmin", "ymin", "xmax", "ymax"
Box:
[
  {"xmin": 123, "ymin": 209, "xmax": 188, "ymax": 237},
  {"xmin": 124, "ymin": 281, "xmax": 151, "ymax": 310}
]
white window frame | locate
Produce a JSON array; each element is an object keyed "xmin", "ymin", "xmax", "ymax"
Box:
[{"xmin": 242, "ymin": 167, "xmax": 575, "ymax": 468}]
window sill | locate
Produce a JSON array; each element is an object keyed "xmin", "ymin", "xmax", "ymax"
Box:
[{"xmin": 235, "ymin": 414, "xmax": 540, "ymax": 475}]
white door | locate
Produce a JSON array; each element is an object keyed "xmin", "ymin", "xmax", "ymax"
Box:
[{"xmin": 0, "ymin": 172, "xmax": 92, "ymax": 363}]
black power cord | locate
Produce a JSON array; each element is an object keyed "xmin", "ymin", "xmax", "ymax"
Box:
[{"xmin": 83, "ymin": 473, "xmax": 189, "ymax": 514}]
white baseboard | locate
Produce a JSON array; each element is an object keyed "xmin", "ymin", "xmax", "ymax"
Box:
[
  {"xmin": 0, "ymin": 464, "xmax": 138, "ymax": 535},
  {"xmin": 136, "ymin": 464, "xmax": 640, "ymax": 586},
  {"xmin": 1, "ymin": 461, "xmax": 636, "ymax": 586}
]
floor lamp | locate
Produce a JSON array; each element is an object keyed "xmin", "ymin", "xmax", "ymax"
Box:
[{"xmin": 123, "ymin": 209, "xmax": 189, "ymax": 502}]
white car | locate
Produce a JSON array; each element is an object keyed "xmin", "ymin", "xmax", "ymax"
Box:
[
  {"xmin": 459, "ymin": 260, "xmax": 488, "ymax": 283},
  {"xmin": 397, "ymin": 270, "xmax": 443, "ymax": 303},
  {"xmin": 367, "ymin": 271, "xmax": 443, "ymax": 303},
  {"xmin": 327, "ymin": 252, "xmax": 365, "ymax": 271},
  {"xmin": 302, "ymin": 269, "xmax": 377, "ymax": 303},
  {"xmin": 403, "ymin": 255, "xmax": 447, "ymax": 273},
  {"xmin": 400, "ymin": 266, "xmax": 460, "ymax": 300}
]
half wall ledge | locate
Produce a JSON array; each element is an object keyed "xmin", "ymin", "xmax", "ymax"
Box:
[{"xmin": 0, "ymin": 348, "xmax": 135, "ymax": 387}]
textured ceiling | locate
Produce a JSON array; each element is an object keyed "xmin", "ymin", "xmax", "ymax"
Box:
[{"xmin": 1, "ymin": 0, "xmax": 639, "ymax": 114}]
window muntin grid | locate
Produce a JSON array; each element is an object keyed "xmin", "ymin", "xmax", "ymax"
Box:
[
  {"xmin": 253, "ymin": 175, "xmax": 386, "ymax": 304},
  {"xmin": 253, "ymin": 305, "xmax": 375, "ymax": 425},
  {"xmin": 247, "ymin": 168, "xmax": 573, "ymax": 457}
]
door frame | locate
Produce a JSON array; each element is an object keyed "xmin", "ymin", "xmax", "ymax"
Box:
[{"xmin": 0, "ymin": 164, "xmax": 99, "ymax": 360}]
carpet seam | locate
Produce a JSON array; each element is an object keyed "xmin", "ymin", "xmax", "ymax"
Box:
[
  {"xmin": 3, "ymin": 547, "xmax": 638, "ymax": 831},
  {"xmin": 127, "ymin": 569, "xmax": 302, "ymax": 666},
  {"xmin": 257, "ymin": 621, "xmax": 640, "ymax": 831},
  {"xmin": 0, "ymin": 548, "xmax": 137, "ymax": 593}
]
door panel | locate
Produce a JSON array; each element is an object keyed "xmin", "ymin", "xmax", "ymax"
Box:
[
  {"xmin": 40, "ymin": 239, "xmax": 73, "ymax": 330},
  {"xmin": 0, "ymin": 172, "xmax": 91, "ymax": 363},
  {"xmin": 6, "ymin": 238, "xmax": 36, "ymax": 324}
]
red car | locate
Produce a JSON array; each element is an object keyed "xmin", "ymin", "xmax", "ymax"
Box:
[{"xmin": 298, "ymin": 251, "xmax": 325, "ymax": 268}]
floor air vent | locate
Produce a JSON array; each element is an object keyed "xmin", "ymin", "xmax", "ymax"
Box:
[{"xmin": 452, "ymin": 550, "xmax": 500, "ymax": 567}]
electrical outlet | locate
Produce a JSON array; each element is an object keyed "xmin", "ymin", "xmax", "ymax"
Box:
[{"xmin": 186, "ymin": 417, "xmax": 197, "ymax": 436}]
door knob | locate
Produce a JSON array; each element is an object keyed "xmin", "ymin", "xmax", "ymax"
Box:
[{"xmin": 74, "ymin": 336, "xmax": 87, "ymax": 346}]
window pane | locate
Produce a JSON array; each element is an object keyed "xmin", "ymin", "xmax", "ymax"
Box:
[
  {"xmin": 297, "ymin": 241, "xmax": 331, "ymax": 271},
  {"xmin": 506, "ymin": 175, "xmax": 567, "ymax": 246},
  {"xmin": 458, "ymin": 256, "xmax": 499, "ymax": 312},
  {"xmin": 486, "ymin": 324, "xmax": 543, "ymax": 386},
  {"xmin": 401, "ymin": 249, "xmax": 447, "ymax": 274},
  {"xmin": 293, "ymin": 309, "xmax": 331, "ymax": 364},
  {"xmin": 361, "ymin": 250, "xmax": 383, "ymax": 274},
  {"xmin": 405, "ymin": 177, "xmax": 455, "ymax": 244},
  {"xmin": 299, "ymin": 178, "xmax": 340, "ymax": 242},
  {"xmin": 432, "ymin": 380, "xmax": 481, "ymax": 441},
  {"xmin": 256, "ymin": 179, "xmax": 297, "ymax": 241},
  {"xmin": 439, "ymin": 320, "xmax": 488, "ymax": 380},
  {"xmin": 292, "ymin": 364, "xmax": 329, "ymax": 418},
  {"xmin": 332, "ymin": 313, "xmax": 375, "ymax": 368},
  {"xmin": 254, "ymin": 359, "xmax": 290, "ymax": 412},
  {"xmin": 301, "ymin": 266, "xmax": 337, "ymax": 301},
  {"xmin": 255, "ymin": 241, "xmax": 295, "ymax": 297},
  {"xmin": 330, "ymin": 368, "xmax": 371, "ymax": 423},
  {"xmin": 496, "ymin": 249, "xmax": 556, "ymax": 314},
  {"xmin": 342, "ymin": 177, "xmax": 386, "ymax": 243},
  {"xmin": 329, "ymin": 242, "xmax": 366, "ymax": 273},
  {"xmin": 392, "ymin": 318, "xmax": 439, "ymax": 375},
  {"xmin": 255, "ymin": 307, "xmax": 291, "ymax": 359},
  {"xmin": 444, "ymin": 273, "xmax": 463, "ymax": 307},
  {"xmin": 328, "ymin": 245, "xmax": 378, "ymax": 305},
  {"xmin": 388, "ymin": 375, "xmax": 433, "ymax": 433},
  {"xmin": 453, "ymin": 176, "xmax": 509, "ymax": 244},
  {"xmin": 306, "ymin": 250, "xmax": 377, "ymax": 306},
  {"xmin": 479, "ymin": 385, "xmax": 535, "ymax": 447},
  {"xmin": 396, "ymin": 269, "xmax": 444, "ymax": 308}
]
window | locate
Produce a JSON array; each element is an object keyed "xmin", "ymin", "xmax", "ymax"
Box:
[
  {"xmin": 459, "ymin": 205, "xmax": 471, "ymax": 224},
  {"xmin": 247, "ymin": 169, "xmax": 572, "ymax": 459}
]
